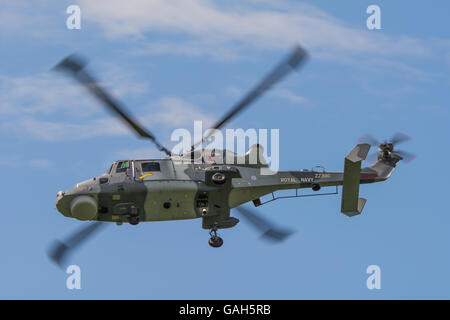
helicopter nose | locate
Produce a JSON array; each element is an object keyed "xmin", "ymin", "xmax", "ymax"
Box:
[{"xmin": 55, "ymin": 190, "xmax": 67, "ymax": 214}]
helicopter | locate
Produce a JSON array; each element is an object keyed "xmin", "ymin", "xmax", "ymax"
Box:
[{"xmin": 49, "ymin": 45, "xmax": 414, "ymax": 267}]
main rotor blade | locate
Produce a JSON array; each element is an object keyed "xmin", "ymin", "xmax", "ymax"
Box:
[
  {"xmin": 196, "ymin": 45, "xmax": 308, "ymax": 147},
  {"xmin": 53, "ymin": 54, "xmax": 172, "ymax": 156},
  {"xmin": 48, "ymin": 221, "xmax": 107, "ymax": 268},
  {"xmin": 390, "ymin": 132, "xmax": 411, "ymax": 146},
  {"xmin": 235, "ymin": 206, "xmax": 293, "ymax": 242}
]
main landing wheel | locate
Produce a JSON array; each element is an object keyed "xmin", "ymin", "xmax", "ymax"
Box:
[
  {"xmin": 128, "ymin": 216, "xmax": 140, "ymax": 225},
  {"xmin": 208, "ymin": 236, "xmax": 224, "ymax": 248},
  {"xmin": 208, "ymin": 224, "xmax": 223, "ymax": 248}
]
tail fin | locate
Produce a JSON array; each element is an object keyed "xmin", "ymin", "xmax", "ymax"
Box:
[{"xmin": 341, "ymin": 144, "xmax": 370, "ymax": 217}]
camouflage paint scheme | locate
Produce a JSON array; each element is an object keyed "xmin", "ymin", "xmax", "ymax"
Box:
[{"xmin": 55, "ymin": 143, "xmax": 400, "ymax": 230}]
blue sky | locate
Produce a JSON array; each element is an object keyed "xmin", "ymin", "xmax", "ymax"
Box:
[{"xmin": 0, "ymin": 0, "xmax": 449, "ymax": 299}]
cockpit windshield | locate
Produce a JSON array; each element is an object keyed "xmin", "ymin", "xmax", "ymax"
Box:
[{"xmin": 116, "ymin": 161, "xmax": 130, "ymax": 173}]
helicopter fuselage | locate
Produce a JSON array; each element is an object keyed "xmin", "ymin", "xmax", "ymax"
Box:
[{"xmin": 55, "ymin": 149, "xmax": 396, "ymax": 229}]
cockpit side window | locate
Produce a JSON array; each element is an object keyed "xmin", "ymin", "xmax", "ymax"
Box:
[
  {"xmin": 141, "ymin": 162, "xmax": 160, "ymax": 172},
  {"xmin": 116, "ymin": 161, "xmax": 130, "ymax": 173},
  {"xmin": 107, "ymin": 164, "xmax": 114, "ymax": 174}
]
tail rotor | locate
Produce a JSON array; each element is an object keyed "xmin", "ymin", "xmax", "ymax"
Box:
[{"xmin": 358, "ymin": 132, "xmax": 416, "ymax": 164}]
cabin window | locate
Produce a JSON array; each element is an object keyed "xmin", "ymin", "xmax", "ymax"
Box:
[
  {"xmin": 116, "ymin": 161, "xmax": 130, "ymax": 173},
  {"xmin": 141, "ymin": 162, "xmax": 161, "ymax": 172}
]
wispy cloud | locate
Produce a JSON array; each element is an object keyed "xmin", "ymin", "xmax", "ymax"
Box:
[
  {"xmin": 0, "ymin": 0, "xmax": 67, "ymax": 39},
  {"xmin": 269, "ymin": 88, "xmax": 306, "ymax": 104},
  {"xmin": 0, "ymin": 155, "xmax": 53, "ymax": 169},
  {"xmin": 3, "ymin": 0, "xmax": 449, "ymax": 67},
  {"xmin": 2, "ymin": 0, "xmax": 448, "ymax": 78},
  {"xmin": 0, "ymin": 72, "xmax": 217, "ymax": 141},
  {"xmin": 0, "ymin": 69, "xmax": 150, "ymax": 141},
  {"xmin": 116, "ymin": 147, "xmax": 162, "ymax": 160},
  {"xmin": 7, "ymin": 117, "xmax": 129, "ymax": 141},
  {"xmin": 2, "ymin": 0, "xmax": 448, "ymax": 143},
  {"xmin": 78, "ymin": 0, "xmax": 433, "ymax": 61},
  {"xmin": 69, "ymin": 0, "xmax": 450, "ymax": 85},
  {"xmin": 148, "ymin": 96, "xmax": 216, "ymax": 128},
  {"xmin": 0, "ymin": 74, "xmax": 94, "ymax": 116},
  {"xmin": 28, "ymin": 158, "xmax": 53, "ymax": 169}
]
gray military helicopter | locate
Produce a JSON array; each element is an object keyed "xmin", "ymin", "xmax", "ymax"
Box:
[{"xmin": 49, "ymin": 46, "xmax": 414, "ymax": 267}]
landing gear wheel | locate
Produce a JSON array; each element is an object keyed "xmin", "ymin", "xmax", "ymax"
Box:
[
  {"xmin": 208, "ymin": 223, "xmax": 223, "ymax": 247},
  {"xmin": 128, "ymin": 216, "xmax": 140, "ymax": 225},
  {"xmin": 208, "ymin": 236, "xmax": 223, "ymax": 248},
  {"xmin": 211, "ymin": 172, "xmax": 226, "ymax": 185}
]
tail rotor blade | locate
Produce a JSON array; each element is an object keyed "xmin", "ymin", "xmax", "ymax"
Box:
[
  {"xmin": 390, "ymin": 132, "xmax": 411, "ymax": 146},
  {"xmin": 358, "ymin": 132, "xmax": 414, "ymax": 164},
  {"xmin": 48, "ymin": 221, "xmax": 107, "ymax": 268},
  {"xmin": 235, "ymin": 206, "xmax": 293, "ymax": 243},
  {"xmin": 394, "ymin": 150, "xmax": 416, "ymax": 163},
  {"xmin": 358, "ymin": 133, "xmax": 380, "ymax": 147}
]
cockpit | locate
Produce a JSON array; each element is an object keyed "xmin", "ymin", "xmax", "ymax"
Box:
[
  {"xmin": 115, "ymin": 161, "xmax": 131, "ymax": 173},
  {"xmin": 105, "ymin": 161, "xmax": 131, "ymax": 174},
  {"xmin": 101, "ymin": 160, "xmax": 165, "ymax": 184}
]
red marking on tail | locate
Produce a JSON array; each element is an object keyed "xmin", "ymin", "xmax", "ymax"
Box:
[{"xmin": 361, "ymin": 173, "xmax": 378, "ymax": 179}]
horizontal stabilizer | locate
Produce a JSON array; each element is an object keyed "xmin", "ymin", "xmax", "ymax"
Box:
[{"xmin": 341, "ymin": 144, "xmax": 370, "ymax": 217}]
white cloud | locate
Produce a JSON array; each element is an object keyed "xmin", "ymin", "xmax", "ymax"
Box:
[
  {"xmin": 117, "ymin": 147, "xmax": 162, "ymax": 160},
  {"xmin": 0, "ymin": 0, "xmax": 66, "ymax": 39},
  {"xmin": 0, "ymin": 155, "xmax": 53, "ymax": 169},
  {"xmin": 0, "ymin": 65, "xmax": 149, "ymax": 117},
  {"xmin": 224, "ymin": 86, "xmax": 243, "ymax": 99},
  {"xmin": 28, "ymin": 158, "xmax": 53, "ymax": 169},
  {"xmin": 269, "ymin": 88, "xmax": 306, "ymax": 104},
  {"xmin": 225, "ymin": 86, "xmax": 307, "ymax": 108},
  {"xmin": 0, "ymin": 71, "xmax": 134, "ymax": 141},
  {"xmin": 0, "ymin": 72, "xmax": 217, "ymax": 141},
  {"xmin": 0, "ymin": 55, "xmax": 215, "ymax": 141},
  {"xmin": 2, "ymin": 0, "xmax": 448, "ymax": 67},
  {"xmin": 0, "ymin": 74, "xmax": 93, "ymax": 116},
  {"xmin": 149, "ymin": 96, "xmax": 216, "ymax": 128},
  {"xmin": 7, "ymin": 117, "xmax": 130, "ymax": 141},
  {"xmin": 2, "ymin": 0, "xmax": 448, "ymax": 142},
  {"xmin": 78, "ymin": 0, "xmax": 432, "ymax": 60},
  {"xmin": 0, "ymin": 155, "xmax": 20, "ymax": 167}
]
